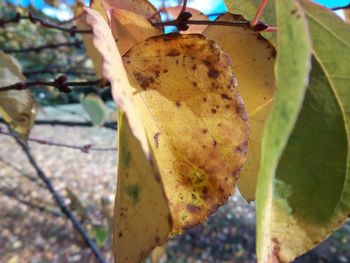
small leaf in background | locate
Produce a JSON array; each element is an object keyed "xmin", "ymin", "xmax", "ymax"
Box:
[
  {"xmin": 114, "ymin": 111, "xmax": 171, "ymax": 263},
  {"xmin": 203, "ymin": 13, "xmax": 276, "ymax": 201},
  {"xmin": 124, "ymin": 33, "xmax": 249, "ymax": 234},
  {"xmin": 0, "ymin": 51, "xmax": 36, "ymax": 138},
  {"xmin": 255, "ymin": 0, "xmax": 311, "ymax": 262},
  {"xmin": 81, "ymin": 93, "xmax": 106, "ymax": 126},
  {"xmin": 92, "ymin": 226, "xmax": 109, "ymax": 247},
  {"xmin": 66, "ymin": 187, "xmax": 88, "ymax": 221}
]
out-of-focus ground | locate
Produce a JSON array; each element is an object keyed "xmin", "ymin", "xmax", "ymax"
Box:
[{"xmin": 0, "ymin": 105, "xmax": 349, "ymax": 263}]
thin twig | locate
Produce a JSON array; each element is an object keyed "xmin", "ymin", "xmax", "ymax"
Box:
[
  {"xmin": 153, "ymin": 19, "xmax": 269, "ymax": 32},
  {"xmin": 10, "ymin": 130, "xmax": 106, "ymax": 263},
  {"xmin": 0, "ymin": 187, "xmax": 63, "ymax": 218},
  {"xmin": 0, "ymin": 118, "xmax": 117, "ymax": 130},
  {"xmin": 180, "ymin": 0, "xmax": 188, "ymax": 16},
  {"xmin": 1, "ymin": 41, "xmax": 83, "ymax": 53},
  {"xmin": 0, "ymin": 13, "xmax": 92, "ymax": 35},
  {"xmin": 23, "ymin": 67, "xmax": 96, "ymax": 77},
  {"xmin": 34, "ymin": 119, "xmax": 117, "ymax": 130},
  {"xmin": 0, "ymin": 75, "xmax": 108, "ymax": 93},
  {"xmin": 0, "ymin": 156, "xmax": 45, "ymax": 187},
  {"xmin": 0, "ymin": 129, "xmax": 117, "ymax": 153},
  {"xmin": 332, "ymin": 4, "xmax": 350, "ymax": 11}
]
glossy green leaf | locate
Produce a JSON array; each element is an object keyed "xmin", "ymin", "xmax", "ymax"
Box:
[
  {"xmin": 81, "ymin": 93, "xmax": 106, "ymax": 126},
  {"xmin": 224, "ymin": 0, "xmax": 276, "ymax": 43},
  {"xmin": 261, "ymin": 1, "xmax": 350, "ymax": 262},
  {"xmin": 256, "ymin": 0, "xmax": 311, "ymax": 262}
]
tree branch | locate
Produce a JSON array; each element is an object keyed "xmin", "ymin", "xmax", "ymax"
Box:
[
  {"xmin": 23, "ymin": 67, "xmax": 96, "ymax": 77},
  {"xmin": 0, "ymin": 118, "xmax": 117, "ymax": 130},
  {"xmin": 0, "ymin": 75, "xmax": 108, "ymax": 93},
  {"xmin": 10, "ymin": 130, "xmax": 106, "ymax": 263},
  {"xmin": 0, "ymin": 128, "xmax": 117, "ymax": 153},
  {"xmin": 332, "ymin": 4, "xmax": 350, "ymax": 11},
  {"xmin": 0, "ymin": 187, "xmax": 63, "ymax": 218},
  {"xmin": 0, "ymin": 13, "xmax": 92, "ymax": 35},
  {"xmin": 34, "ymin": 119, "xmax": 117, "ymax": 130},
  {"xmin": 2, "ymin": 41, "xmax": 83, "ymax": 53},
  {"xmin": 152, "ymin": 18, "xmax": 269, "ymax": 32}
]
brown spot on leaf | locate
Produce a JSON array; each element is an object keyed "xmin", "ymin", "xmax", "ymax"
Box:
[
  {"xmin": 167, "ymin": 49, "xmax": 181, "ymax": 56},
  {"xmin": 208, "ymin": 69, "xmax": 219, "ymax": 79},
  {"xmin": 186, "ymin": 204, "xmax": 201, "ymax": 214},
  {"xmin": 232, "ymin": 168, "xmax": 241, "ymax": 181},
  {"xmin": 221, "ymin": 93, "xmax": 232, "ymax": 100},
  {"xmin": 132, "ymin": 71, "xmax": 154, "ymax": 90},
  {"xmin": 236, "ymin": 140, "xmax": 248, "ymax": 155},
  {"xmin": 154, "ymin": 132, "xmax": 161, "ymax": 148}
]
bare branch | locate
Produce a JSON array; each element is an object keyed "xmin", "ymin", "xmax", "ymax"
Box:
[
  {"xmin": 152, "ymin": 18, "xmax": 270, "ymax": 32},
  {"xmin": 332, "ymin": 4, "xmax": 350, "ymax": 11},
  {"xmin": 9, "ymin": 130, "xmax": 106, "ymax": 263},
  {"xmin": 23, "ymin": 67, "xmax": 96, "ymax": 77},
  {"xmin": 34, "ymin": 119, "xmax": 117, "ymax": 130},
  {"xmin": 0, "ymin": 187, "xmax": 63, "ymax": 218},
  {"xmin": 0, "ymin": 75, "xmax": 109, "ymax": 93},
  {"xmin": 0, "ymin": 118, "xmax": 117, "ymax": 130},
  {"xmin": 0, "ymin": 128, "xmax": 117, "ymax": 153},
  {"xmin": 0, "ymin": 13, "xmax": 92, "ymax": 35},
  {"xmin": 2, "ymin": 41, "xmax": 83, "ymax": 53}
]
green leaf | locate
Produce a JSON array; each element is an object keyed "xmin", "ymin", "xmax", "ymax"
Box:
[
  {"xmin": 0, "ymin": 51, "xmax": 36, "ymax": 138},
  {"xmin": 262, "ymin": 1, "xmax": 350, "ymax": 261},
  {"xmin": 224, "ymin": 0, "xmax": 276, "ymax": 43},
  {"xmin": 92, "ymin": 226, "xmax": 109, "ymax": 247},
  {"xmin": 256, "ymin": 0, "xmax": 311, "ymax": 262},
  {"xmin": 81, "ymin": 93, "xmax": 106, "ymax": 126}
]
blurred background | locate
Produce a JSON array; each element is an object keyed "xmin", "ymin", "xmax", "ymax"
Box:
[{"xmin": 0, "ymin": 0, "xmax": 349, "ymax": 262}]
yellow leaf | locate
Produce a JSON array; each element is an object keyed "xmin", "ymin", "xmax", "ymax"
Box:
[
  {"xmin": 114, "ymin": 111, "xmax": 171, "ymax": 263},
  {"xmin": 109, "ymin": 8, "xmax": 163, "ymax": 55},
  {"xmin": 103, "ymin": 0, "xmax": 159, "ymax": 19},
  {"xmin": 75, "ymin": 2, "xmax": 104, "ymax": 77},
  {"xmin": 0, "ymin": 51, "xmax": 35, "ymax": 138},
  {"xmin": 124, "ymin": 33, "xmax": 250, "ymax": 234},
  {"xmin": 85, "ymin": 7, "xmax": 150, "ymax": 156},
  {"xmin": 203, "ymin": 13, "xmax": 276, "ymax": 201},
  {"xmin": 77, "ymin": 0, "xmax": 161, "ymax": 76},
  {"xmin": 86, "ymin": 7, "xmax": 250, "ymax": 258}
]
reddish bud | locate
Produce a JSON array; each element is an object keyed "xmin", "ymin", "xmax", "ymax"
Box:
[
  {"xmin": 252, "ymin": 21, "xmax": 269, "ymax": 32},
  {"xmin": 178, "ymin": 11, "xmax": 192, "ymax": 22}
]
